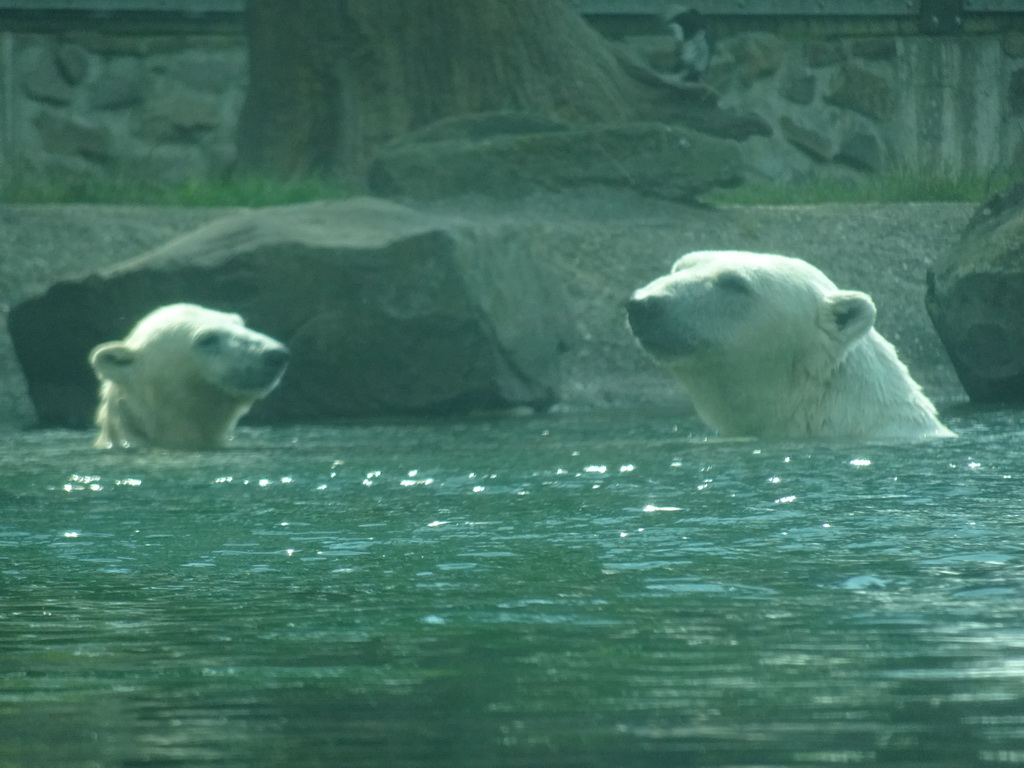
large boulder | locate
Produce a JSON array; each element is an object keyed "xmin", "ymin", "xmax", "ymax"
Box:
[
  {"xmin": 367, "ymin": 112, "xmax": 742, "ymax": 202},
  {"xmin": 926, "ymin": 183, "xmax": 1024, "ymax": 401},
  {"xmin": 8, "ymin": 197, "xmax": 577, "ymax": 428}
]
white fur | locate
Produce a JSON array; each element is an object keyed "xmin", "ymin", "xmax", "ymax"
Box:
[
  {"xmin": 627, "ymin": 251, "xmax": 954, "ymax": 440},
  {"xmin": 89, "ymin": 303, "xmax": 289, "ymax": 449}
]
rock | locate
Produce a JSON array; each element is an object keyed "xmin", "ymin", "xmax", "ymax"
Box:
[
  {"xmin": 139, "ymin": 84, "xmax": 221, "ymax": 141},
  {"xmin": 781, "ymin": 73, "xmax": 816, "ymax": 106},
  {"xmin": 70, "ymin": 31, "xmax": 190, "ymax": 57},
  {"xmin": 633, "ymin": 86, "xmax": 771, "ymax": 140},
  {"xmin": 835, "ymin": 131, "xmax": 884, "ymax": 172},
  {"xmin": 151, "ymin": 48, "xmax": 248, "ymax": 94},
  {"xmin": 395, "ymin": 111, "xmax": 570, "ymax": 143},
  {"xmin": 21, "ymin": 46, "xmax": 74, "ymax": 105},
  {"xmin": 88, "ymin": 57, "xmax": 146, "ymax": 110},
  {"xmin": 609, "ymin": 45, "xmax": 770, "ymax": 140},
  {"xmin": 33, "ymin": 111, "xmax": 112, "ymax": 160},
  {"xmin": 805, "ymin": 40, "xmax": 845, "ymax": 68},
  {"xmin": 610, "ymin": 40, "xmax": 720, "ymax": 103},
  {"xmin": 1004, "ymin": 31, "xmax": 1024, "ymax": 58},
  {"xmin": 779, "ymin": 115, "xmax": 832, "ymax": 161},
  {"xmin": 849, "ymin": 38, "xmax": 898, "ymax": 62},
  {"xmin": 125, "ymin": 144, "xmax": 211, "ymax": 185},
  {"xmin": 824, "ymin": 63, "xmax": 894, "ymax": 121},
  {"xmin": 670, "ymin": 104, "xmax": 772, "ymax": 140},
  {"xmin": 610, "ymin": 39, "xmax": 679, "ymax": 88},
  {"xmin": 7, "ymin": 197, "xmax": 577, "ymax": 428},
  {"xmin": 926, "ymin": 183, "xmax": 1024, "ymax": 401},
  {"xmin": 1010, "ymin": 69, "xmax": 1024, "ymax": 116},
  {"xmin": 368, "ymin": 112, "xmax": 743, "ymax": 203},
  {"xmin": 55, "ymin": 43, "xmax": 90, "ymax": 85},
  {"xmin": 725, "ymin": 33, "xmax": 787, "ymax": 85}
]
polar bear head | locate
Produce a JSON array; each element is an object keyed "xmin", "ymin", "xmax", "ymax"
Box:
[
  {"xmin": 627, "ymin": 250, "xmax": 876, "ymax": 373},
  {"xmin": 89, "ymin": 303, "xmax": 289, "ymax": 450},
  {"xmin": 626, "ymin": 250, "xmax": 951, "ymax": 439}
]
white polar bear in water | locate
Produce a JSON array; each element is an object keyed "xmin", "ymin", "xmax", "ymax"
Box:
[
  {"xmin": 626, "ymin": 250, "xmax": 953, "ymax": 440},
  {"xmin": 89, "ymin": 303, "xmax": 289, "ymax": 449}
]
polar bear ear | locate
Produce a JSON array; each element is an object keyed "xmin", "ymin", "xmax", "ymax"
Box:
[
  {"xmin": 89, "ymin": 342, "xmax": 136, "ymax": 383},
  {"xmin": 821, "ymin": 290, "xmax": 876, "ymax": 348}
]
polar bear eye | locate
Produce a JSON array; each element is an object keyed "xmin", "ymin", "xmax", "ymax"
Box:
[
  {"xmin": 194, "ymin": 330, "xmax": 225, "ymax": 349},
  {"xmin": 715, "ymin": 273, "xmax": 752, "ymax": 295}
]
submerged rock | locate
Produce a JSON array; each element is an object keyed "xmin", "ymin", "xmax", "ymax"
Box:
[{"xmin": 8, "ymin": 197, "xmax": 577, "ymax": 428}]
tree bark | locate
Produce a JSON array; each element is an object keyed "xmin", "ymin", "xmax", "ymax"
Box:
[{"xmin": 236, "ymin": 0, "xmax": 636, "ymax": 179}]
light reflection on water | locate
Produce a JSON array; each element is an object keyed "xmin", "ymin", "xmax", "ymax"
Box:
[{"xmin": 2, "ymin": 407, "xmax": 1024, "ymax": 767}]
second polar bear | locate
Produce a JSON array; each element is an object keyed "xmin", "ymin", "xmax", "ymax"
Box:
[
  {"xmin": 89, "ymin": 303, "xmax": 289, "ymax": 449},
  {"xmin": 626, "ymin": 250, "xmax": 953, "ymax": 440}
]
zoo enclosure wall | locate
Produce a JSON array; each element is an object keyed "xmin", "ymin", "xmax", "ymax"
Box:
[{"xmin": 0, "ymin": 0, "xmax": 1022, "ymax": 185}]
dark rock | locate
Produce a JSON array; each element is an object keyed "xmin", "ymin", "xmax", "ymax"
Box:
[
  {"xmin": 609, "ymin": 47, "xmax": 768, "ymax": 140},
  {"xmin": 33, "ymin": 111, "xmax": 112, "ymax": 160},
  {"xmin": 88, "ymin": 58, "xmax": 146, "ymax": 110},
  {"xmin": 965, "ymin": 182, "xmax": 1024, "ymax": 230},
  {"xmin": 610, "ymin": 40, "xmax": 720, "ymax": 103},
  {"xmin": 926, "ymin": 183, "xmax": 1024, "ymax": 401},
  {"xmin": 781, "ymin": 73, "xmax": 816, "ymax": 106},
  {"xmin": 805, "ymin": 40, "xmax": 845, "ymax": 68},
  {"xmin": 1004, "ymin": 31, "xmax": 1024, "ymax": 58},
  {"xmin": 398, "ymin": 111, "xmax": 569, "ymax": 143},
  {"xmin": 154, "ymin": 49, "xmax": 247, "ymax": 94},
  {"xmin": 22, "ymin": 47, "xmax": 74, "ymax": 105},
  {"xmin": 779, "ymin": 116, "xmax": 833, "ymax": 162},
  {"xmin": 671, "ymin": 104, "xmax": 772, "ymax": 140},
  {"xmin": 368, "ymin": 113, "xmax": 742, "ymax": 203},
  {"xmin": 56, "ymin": 43, "xmax": 90, "ymax": 85},
  {"xmin": 69, "ymin": 31, "xmax": 190, "ymax": 57},
  {"xmin": 1010, "ymin": 69, "xmax": 1024, "ymax": 116},
  {"xmin": 8, "ymin": 197, "xmax": 578, "ymax": 428},
  {"xmin": 849, "ymin": 38, "xmax": 898, "ymax": 61},
  {"xmin": 611, "ymin": 39, "xmax": 678, "ymax": 88},
  {"xmin": 824, "ymin": 63, "xmax": 894, "ymax": 121},
  {"xmin": 835, "ymin": 131, "xmax": 884, "ymax": 172},
  {"xmin": 725, "ymin": 33, "xmax": 786, "ymax": 85},
  {"xmin": 139, "ymin": 85, "xmax": 221, "ymax": 141},
  {"xmin": 630, "ymin": 81, "xmax": 770, "ymax": 140}
]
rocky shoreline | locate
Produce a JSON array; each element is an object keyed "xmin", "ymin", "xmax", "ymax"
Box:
[{"xmin": 0, "ymin": 191, "xmax": 972, "ymax": 430}]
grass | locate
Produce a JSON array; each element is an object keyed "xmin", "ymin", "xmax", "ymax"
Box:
[
  {"xmin": 0, "ymin": 171, "xmax": 356, "ymax": 207},
  {"xmin": 706, "ymin": 170, "xmax": 1016, "ymax": 206},
  {"xmin": 0, "ymin": 167, "xmax": 1014, "ymax": 207}
]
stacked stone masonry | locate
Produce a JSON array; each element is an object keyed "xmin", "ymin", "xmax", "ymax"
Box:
[
  {"xmin": 5, "ymin": 32, "xmax": 246, "ymax": 183},
  {"xmin": 2, "ymin": 20, "xmax": 1023, "ymax": 185}
]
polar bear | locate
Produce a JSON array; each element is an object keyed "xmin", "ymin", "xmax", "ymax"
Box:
[
  {"xmin": 89, "ymin": 303, "xmax": 289, "ymax": 449},
  {"xmin": 626, "ymin": 251, "xmax": 953, "ymax": 440}
]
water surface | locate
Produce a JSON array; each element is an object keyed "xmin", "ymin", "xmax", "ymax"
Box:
[{"xmin": 2, "ymin": 408, "xmax": 1023, "ymax": 767}]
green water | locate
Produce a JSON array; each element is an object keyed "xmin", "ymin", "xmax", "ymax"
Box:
[{"xmin": 2, "ymin": 408, "xmax": 1023, "ymax": 767}]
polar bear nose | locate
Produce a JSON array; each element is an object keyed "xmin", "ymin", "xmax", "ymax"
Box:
[
  {"xmin": 262, "ymin": 345, "xmax": 290, "ymax": 371},
  {"xmin": 626, "ymin": 294, "xmax": 664, "ymax": 332},
  {"xmin": 626, "ymin": 294, "xmax": 696, "ymax": 358}
]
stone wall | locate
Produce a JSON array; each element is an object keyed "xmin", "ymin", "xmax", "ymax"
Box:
[
  {"xmin": 703, "ymin": 30, "xmax": 1023, "ymax": 183},
  {"xmin": 1, "ymin": 16, "xmax": 1022, "ymax": 186},
  {"xmin": 2, "ymin": 31, "xmax": 246, "ymax": 183}
]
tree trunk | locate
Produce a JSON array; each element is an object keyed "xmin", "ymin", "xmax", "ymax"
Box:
[{"xmin": 236, "ymin": 0, "xmax": 636, "ymax": 179}]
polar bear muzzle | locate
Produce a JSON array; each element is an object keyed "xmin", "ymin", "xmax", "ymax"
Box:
[
  {"xmin": 192, "ymin": 327, "xmax": 290, "ymax": 397},
  {"xmin": 626, "ymin": 293, "xmax": 703, "ymax": 358}
]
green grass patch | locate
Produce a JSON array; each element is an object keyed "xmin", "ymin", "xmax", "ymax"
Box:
[
  {"xmin": 706, "ymin": 170, "xmax": 1016, "ymax": 206},
  {"xmin": 0, "ymin": 167, "xmax": 1016, "ymax": 207},
  {"xmin": 0, "ymin": 171, "xmax": 356, "ymax": 207}
]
